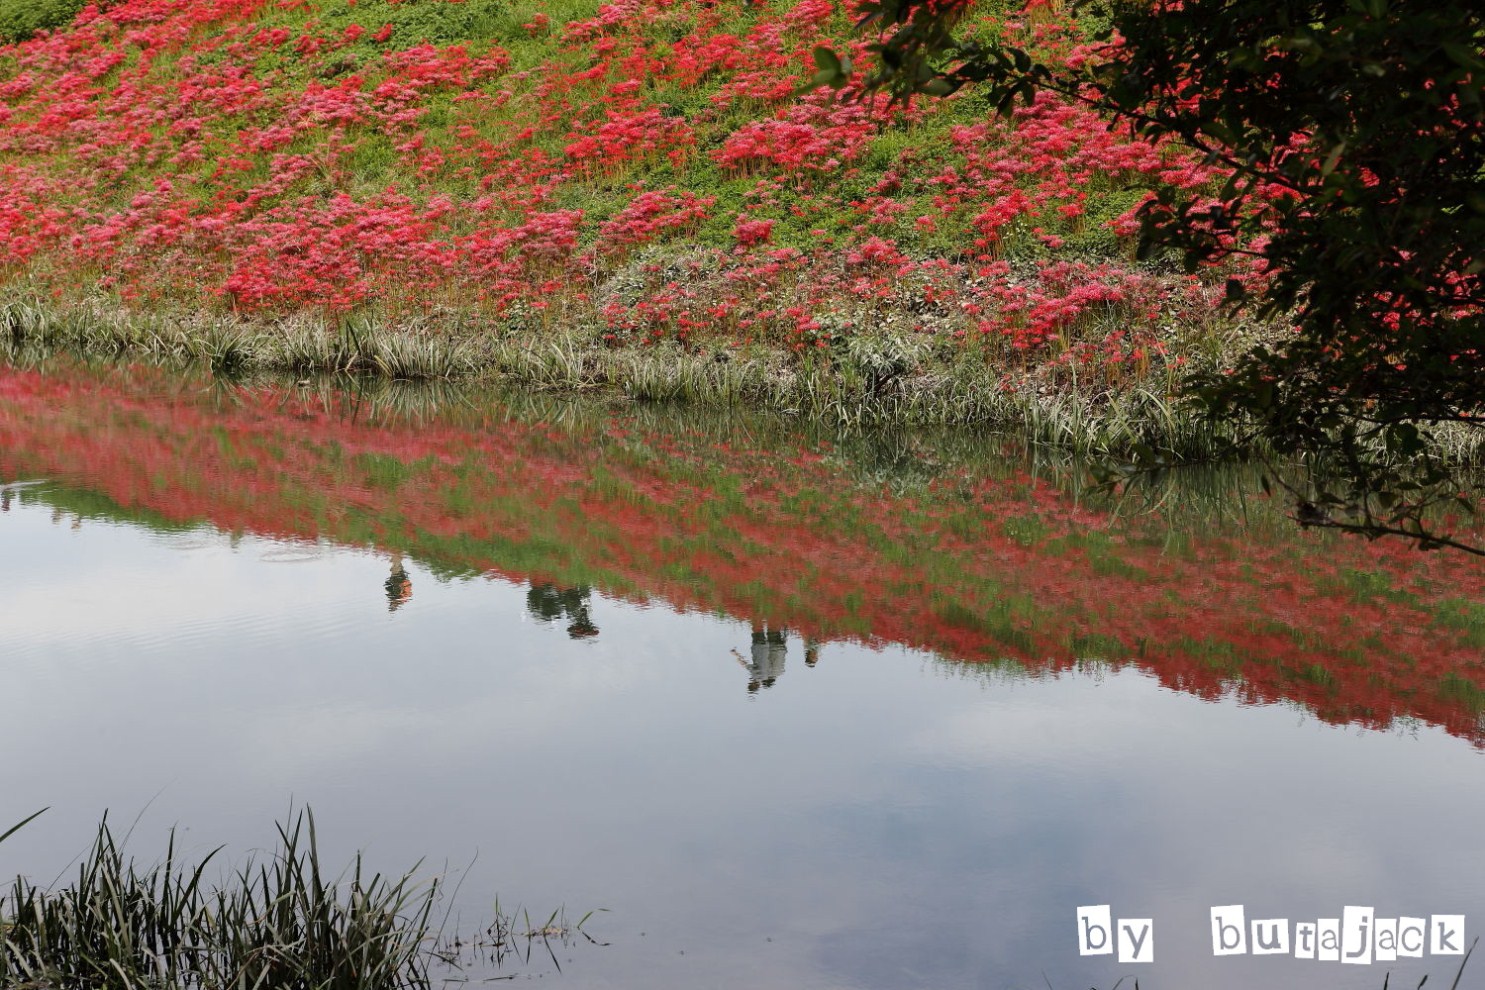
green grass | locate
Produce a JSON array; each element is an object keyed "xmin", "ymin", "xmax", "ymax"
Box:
[
  {"xmin": 0, "ymin": 808, "xmax": 602, "ymax": 990},
  {"xmin": 0, "ymin": 809, "xmax": 439, "ymax": 990},
  {"xmin": 1437, "ymin": 670, "xmax": 1485, "ymax": 709},
  {"xmin": 0, "ymin": 0, "xmax": 86, "ymax": 42},
  {"xmin": 0, "ymin": 296, "xmax": 1265, "ymax": 459},
  {"xmin": 1432, "ymin": 597, "xmax": 1485, "ymax": 650}
]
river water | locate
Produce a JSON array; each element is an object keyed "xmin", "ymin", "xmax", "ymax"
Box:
[{"xmin": 2, "ymin": 357, "xmax": 1483, "ymax": 990}]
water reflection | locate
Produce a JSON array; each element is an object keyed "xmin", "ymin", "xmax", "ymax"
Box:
[
  {"xmin": 2, "ymin": 358, "xmax": 1483, "ymax": 746},
  {"xmin": 386, "ymin": 550, "xmax": 413, "ymax": 612},
  {"xmin": 528, "ymin": 583, "xmax": 601, "ymax": 639},
  {"xmin": 741, "ymin": 623, "xmax": 787, "ymax": 693},
  {"xmin": 1, "ymin": 492, "xmax": 1481, "ymax": 990},
  {"xmin": 733, "ymin": 627, "xmax": 819, "ymax": 693}
]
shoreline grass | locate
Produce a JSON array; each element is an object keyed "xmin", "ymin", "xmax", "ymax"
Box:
[
  {"xmin": 0, "ymin": 809, "xmax": 597, "ymax": 990},
  {"xmin": 1, "ymin": 809, "xmax": 438, "ymax": 990},
  {"xmin": 8, "ymin": 294, "xmax": 1482, "ymax": 473},
  {"xmin": 0, "ymin": 296, "xmax": 1249, "ymax": 462}
]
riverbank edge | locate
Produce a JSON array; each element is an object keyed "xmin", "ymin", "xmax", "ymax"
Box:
[
  {"xmin": 1, "ymin": 297, "xmax": 1248, "ymax": 461},
  {"xmin": 15, "ymin": 295, "xmax": 1484, "ymax": 468}
]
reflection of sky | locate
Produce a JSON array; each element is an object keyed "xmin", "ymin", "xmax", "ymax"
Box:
[{"xmin": 1, "ymin": 493, "xmax": 1482, "ymax": 990}]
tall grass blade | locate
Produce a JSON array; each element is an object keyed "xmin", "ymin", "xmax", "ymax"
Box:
[{"xmin": 0, "ymin": 809, "xmax": 47, "ymax": 846}]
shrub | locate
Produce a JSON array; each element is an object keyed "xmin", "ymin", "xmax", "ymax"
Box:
[{"xmin": 0, "ymin": 0, "xmax": 86, "ymax": 42}]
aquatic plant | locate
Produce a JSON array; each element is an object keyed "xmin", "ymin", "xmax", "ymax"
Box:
[
  {"xmin": 0, "ymin": 807, "xmax": 603, "ymax": 989},
  {"xmin": 0, "ymin": 809, "xmax": 440, "ymax": 990}
]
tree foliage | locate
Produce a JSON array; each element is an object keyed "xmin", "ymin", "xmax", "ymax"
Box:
[{"xmin": 841, "ymin": 0, "xmax": 1485, "ymax": 552}]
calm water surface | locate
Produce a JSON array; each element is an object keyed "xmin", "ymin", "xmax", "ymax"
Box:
[{"xmin": 2, "ymin": 359, "xmax": 1484, "ymax": 990}]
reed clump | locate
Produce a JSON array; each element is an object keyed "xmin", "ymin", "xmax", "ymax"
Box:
[{"xmin": 0, "ymin": 809, "xmax": 438, "ymax": 990}]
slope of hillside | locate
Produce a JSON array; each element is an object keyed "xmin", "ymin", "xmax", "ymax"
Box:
[{"xmin": 0, "ymin": 0, "xmax": 1254, "ymax": 434}]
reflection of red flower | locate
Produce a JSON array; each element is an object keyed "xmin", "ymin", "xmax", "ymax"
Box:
[{"xmin": 3, "ymin": 360, "xmax": 1484, "ymax": 746}]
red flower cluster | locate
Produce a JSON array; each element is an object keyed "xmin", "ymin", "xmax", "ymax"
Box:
[{"xmin": 0, "ymin": 0, "xmax": 1260, "ymax": 372}]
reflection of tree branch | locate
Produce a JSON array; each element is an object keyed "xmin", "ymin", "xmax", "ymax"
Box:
[
  {"xmin": 1258, "ymin": 457, "xmax": 1485, "ymax": 557},
  {"xmin": 1336, "ymin": 412, "xmax": 1485, "ymax": 428},
  {"xmin": 1103, "ymin": 447, "xmax": 1485, "ymax": 557},
  {"xmin": 1288, "ymin": 514, "xmax": 1485, "ymax": 558}
]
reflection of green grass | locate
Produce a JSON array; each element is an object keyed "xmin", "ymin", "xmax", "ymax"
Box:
[
  {"xmin": 1323, "ymin": 567, "xmax": 1415, "ymax": 605},
  {"xmin": 1087, "ymin": 550, "xmax": 1150, "ymax": 582},
  {"xmin": 16, "ymin": 486, "xmax": 196, "ymax": 533},
  {"xmin": 1047, "ymin": 529, "xmax": 1153, "ymax": 581},
  {"xmin": 934, "ymin": 596, "xmax": 1036, "ymax": 653},
  {"xmin": 1069, "ymin": 632, "xmax": 1126, "ymax": 660},
  {"xmin": 1001, "ymin": 514, "xmax": 1048, "ymax": 547},
  {"xmin": 1258, "ymin": 620, "xmax": 1372, "ymax": 665},
  {"xmin": 440, "ymin": 481, "xmax": 480, "ymax": 519},
  {"xmin": 1169, "ymin": 635, "xmax": 1245, "ymax": 677},
  {"xmin": 355, "ymin": 451, "xmax": 418, "ymax": 490},
  {"xmin": 1297, "ymin": 663, "xmax": 1338, "ymax": 689},
  {"xmin": 1438, "ymin": 670, "xmax": 1485, "ymax": 710},
  {"xmin": 1433, "ymin": 597, "xmax": 1485, "ymax": 650}
]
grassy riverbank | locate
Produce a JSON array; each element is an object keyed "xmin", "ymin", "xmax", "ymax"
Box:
[
  {"xmin": 1, "ymin": 295, "xmax": 1258, "ymax": 459},
  {"xmin": 0, "ymin": 0, "xmax": 1279, "ymax": 457},
  {"xmin": 5, "ymin": 0, "xmax": 1483, "ymax": 470}
]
